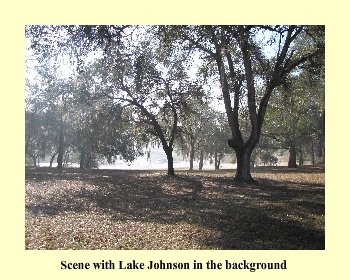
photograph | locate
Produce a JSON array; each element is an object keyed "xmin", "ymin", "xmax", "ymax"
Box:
[{"xmin": 24, "ymin": 25, "xmax": 325, "ymax": 251}]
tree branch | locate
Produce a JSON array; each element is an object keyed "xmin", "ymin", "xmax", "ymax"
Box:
[{"xmin": 183, "ymin": 33, "xmax": 215, "ymax": 57}]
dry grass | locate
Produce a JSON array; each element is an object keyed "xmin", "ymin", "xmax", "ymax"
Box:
[{"xmin": 25, "ymin": 165, "xmax": 325, "ymax": 250}]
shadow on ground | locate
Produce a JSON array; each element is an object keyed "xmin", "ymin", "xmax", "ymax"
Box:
[{"xmin": 25, "ymin": 166, "xmax": 325, "ymax": 249}]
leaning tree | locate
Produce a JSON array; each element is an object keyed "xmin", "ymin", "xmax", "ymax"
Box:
[{"xmin": 85, "ymin": 27, "xmax": 205, "ymax": 175}]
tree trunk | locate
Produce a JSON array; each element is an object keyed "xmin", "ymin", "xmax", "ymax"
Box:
[
  {"xmin": 288, "ymin": 119, "xmax": 298, "ymax": 168},
  {"xmin": 49, "ymin": 153, "xmax": 57, "ymax": 168},
  {"xmin": 85, "ymin": 155, "xmax": 91, "ymax": 169},
  {"xmin": 135, "ymin": 101, "xmax": 177, "ymax": 176},
  {"xmin": 80, "ymin": 149, "xmax": 85, "ymax": 169},
  {"xmin": 321, "ymin": 109, "xmax": 325, "ymax": 163},
  {"xmin": 214, "ymin": 151, "xmax": 218, "ymax": 170},
  {"xmin": 217, "ymin": 34, "xmax": 266, "ymax": 181},
  {"xmin": 217, "ymin": 157, "xmax": 221, "ymax": 170},
  {"xmin": 298, "ymin": 149, "xmax": 304, "ymax": 166},
  {"xmin": 214, "ymin": 151, "xmax": 221, "ymax": 170},
  {"xmin": 166, "ymin": 149, "xmax": 175, "ymax": 176},
  {"xmin": 288, "ymin": 143, "xmax": 297, "ymax": 168},
  {"xmin": 63, "ymin": 150, "xmax": 70, "ymax": 168},
  {"xmin": 199, "ymin": 149, "xmax": 204, "ymax": 171},
  {"xmin": 311, "ymin": 139, "xmax": 315, "ymax": 165},
  {"xmin": 57, "ymin": 125, "xmax": 64, "ymax": 169},
  {"xmin": 31, "ymin": 155, "xmax": 37, "ymax": 168},
  {"xmin": 234, "ymin": 147, "xmax": 254, "ymax": 181},
  {"xmin": 189, "ymin": 135, "xmax": 195, "ymax": 171}
]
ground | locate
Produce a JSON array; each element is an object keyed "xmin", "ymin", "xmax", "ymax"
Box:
[{"xmin": 25, "ymin": 165, "xmax": 325, "ymax": 250}]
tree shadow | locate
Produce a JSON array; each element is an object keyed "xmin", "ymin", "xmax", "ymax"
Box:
[
  {"xmin": 251, "ymin": 165, "xmax": 325, "ymax": 174},
  {"xmin": 25, "ymin": 168, "xmax": 325, "ymax": 249}
]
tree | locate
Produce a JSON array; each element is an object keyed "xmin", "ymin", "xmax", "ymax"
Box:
[
  {"xmin": 176, "ymin": 105, "xmax": 231, "ymax": 170},
  {"xmin": 26, "ymin": 32, "xmax": 143, "ymax": 169},
  {"xmin": 263, "ymin": 69, "xmax": 324, "ymax": 167},
  {"xmin": 26, "ymin": 25, "xmax": 324, "ymax": 178},
  {"xmin": 164, "ymin": 25, "xmax": 324, "ymax": 180},
  {"xmin": 26, "ymin": 25, "xmax": 207, "ymax": 175},
  {"xmin": 25, "ymin": 57, "xmax": 72, "ymax": 169},
  {"xmin": 81, "ymin": 27, "xmax": 204, "ymax": 175},
  {"xmin": 25, "ymin": 111, "xmax": 43, "ymax": 167},
  {"xmin": 199, "ymin": 110, "xmax": 231, "ymax": 170}
]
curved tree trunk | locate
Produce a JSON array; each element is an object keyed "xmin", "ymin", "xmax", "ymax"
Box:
[{"xmin": 132, "ymin": 96, "xmax": 177, "ymax": 176}]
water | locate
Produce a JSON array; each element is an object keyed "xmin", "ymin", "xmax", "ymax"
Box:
[{"xmin": 37, "ymin": 148, "xmax": 237, "ymax": 170}]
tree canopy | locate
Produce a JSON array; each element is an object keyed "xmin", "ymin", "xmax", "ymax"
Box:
[{"xmin": 25, "ymin": 25, "xmax": 324, "ymax": 180}]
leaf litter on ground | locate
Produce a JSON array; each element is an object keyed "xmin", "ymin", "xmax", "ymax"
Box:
[{"xmin": 25, "ymin": 165, "xmax": 325, "ymax": 250}]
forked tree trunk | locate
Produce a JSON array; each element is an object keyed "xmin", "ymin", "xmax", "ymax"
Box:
[{"xmin": 184, "ymin": 25, "xmax": 321, "ymax": 181}]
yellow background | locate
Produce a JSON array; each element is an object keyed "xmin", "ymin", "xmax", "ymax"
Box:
[{"xmin": 1, "ymin": 1, "xmax": 347, "ymax": 279}]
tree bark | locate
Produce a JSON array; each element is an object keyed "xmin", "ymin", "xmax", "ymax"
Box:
[
  {"xmin": 214, "ymin": 151, "xmax": 218, "ymax": 170},
  {"xmin": 320, "ymin": 109, "xmax": 325, "ymax": 163},
  {"xmin": 199, "ymin": 149, "xmax": 204, "ymax": 171},
  {"xmin": 31, "ymin": 155, "xmax": 37, "ymax": 168},
  {"xmin": 234, "ymin": 147, "xmax": 254, "ymax": 181},
  {"xmin": 311, "ymin": 139, "xmax": 315, "ymax": 165},
  {"xmin": 288, "ymin": 119, "xmax": 298, "ymax": 168},
  {"xmin": 214, "ymin": 151, "xmax": 221, "ymax": 170},
  {"xmin": 49, "ymin": 153, "xmax": 57, "ymax": 168},
  {"xmin": 189, "ymin": 135, "xmax": 195, "ymax": 170},
  {"xmin": 57, "ymin": 124, "xmax": 64, "ymax": 169},
  {"xmin": 216, "ymin": 157, "xmax": 221, "ymax": 170},
  {"xmin": 80, "ymin": 149, "xmax": 86, "ymax": 169},
  {"xmin": 288, "ymin": 143, "xmax": 297, "ymax": 168},
  {"xmin": 298, "ymin": 148, "xmax": 304, "ymax": 166},
  {"xmin": 165, "ymin": 148, "xmax": 175, "ymax": 176}
]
